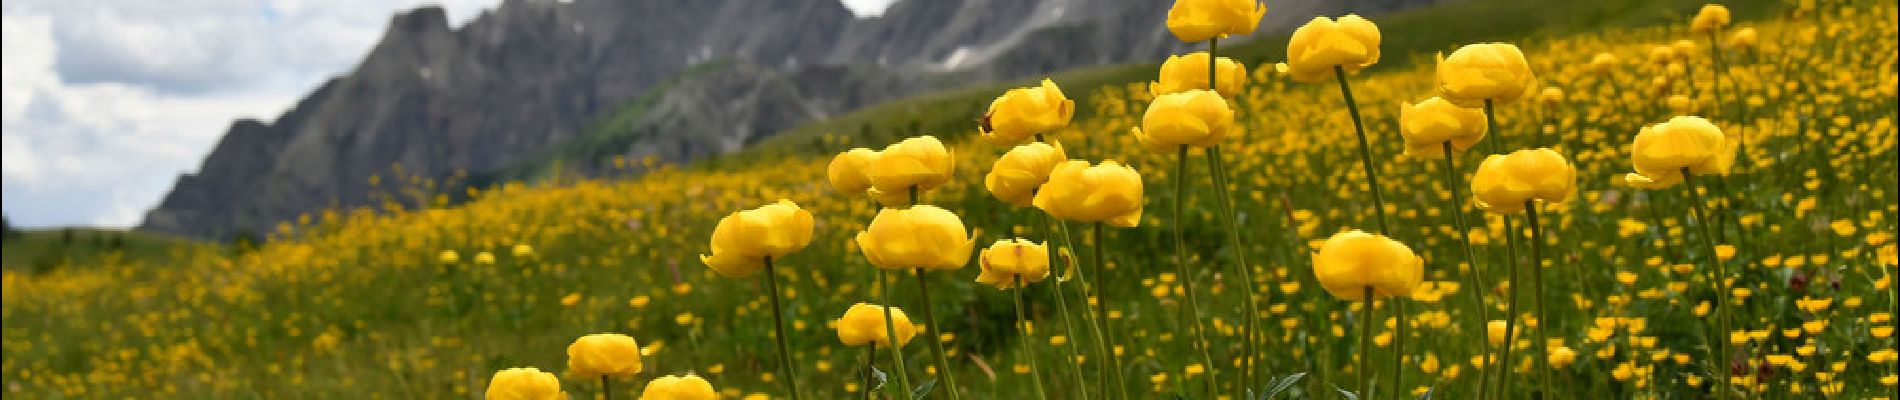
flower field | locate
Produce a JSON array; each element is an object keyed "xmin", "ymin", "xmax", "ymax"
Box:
[{"xmin": 3, "ymin": 0, "xmax": 1895, "ymax": 399}]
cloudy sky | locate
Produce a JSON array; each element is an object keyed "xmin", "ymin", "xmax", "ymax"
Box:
[{"xmin": 1, "ymin": 0, "xmax": 895, "ymax": 229}]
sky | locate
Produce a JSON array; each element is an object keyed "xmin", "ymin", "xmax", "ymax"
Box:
[{"xmin": 0, "ymin": 0, "xmax": 895, "ymax": 229}]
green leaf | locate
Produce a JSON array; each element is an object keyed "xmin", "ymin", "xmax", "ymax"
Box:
[
  {"xmin": 1333, "ymin": 384, "xmax": 1360, "ymax": 400},
  {"xmin": 1259, "ymin": 372, "xmax": 1308, "ymax": 400},
  {"xmin": 911, "ymin": 378, "xmax": 937, "ymax": 399}
]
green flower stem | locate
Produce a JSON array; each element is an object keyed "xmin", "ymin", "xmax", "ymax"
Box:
[
  {"xmin": 602, "ymin": 376, "xmax": 613, "ymax": 400},
  {"xmin": 1207, "ymin": 145, "xmax": 1264, "ymax": 398},
  {"xmin": 1439, "ymin": 141, "xmax": 1495, "ymax": 400},
  {"xmin": 880, "ymin": 269, "xmax": 915, "ymax": 400},
  {"xmin": 1056, "ymin": 219, "xmax": 1115, "ymax": 399},
  {"xmin": 1173, "ymin": 146, "xmax": 1221, "ymax": 396},
  {"xmin": 1705, "ymin": 29, "xmax": 1728, "ymax": 118},
  {"xmin": 1035, "ymin": 209, "xmax": 1091, "ymax": 400},
  {"xmin": 1358, "ymin": 288, "xmax": 1376, "ymax": 399},
  {"xmin": 1014, "ymin": 276, "xmax": 1050, "ymax": 400},
  {"xmin": 913, "ymin": 269, "xmax": 961, "ymax": 400},
  {"xmin": 864, "ymin": 346, "xmax": 878, "ymax": 400},
  {"xmin": 1391, "ymin": 299, "xmax": 1407, "ymax": 400},
  {"xmin": 762, "ymin": 256, "xmax": 803, "ymax": 400},
  {"xmin": 1092, "ymin": 221, "xmax": 1130, "ymax": 400},
  {"xmin": 1524, "ymin": 201, "xmax": 1555, "ymax": 400},
  {"xmin": 1334, "ymin": 65, "xmax": 1392, "ymax": 234},
  {"xmin": 1492, "ymin": 215, "xmax": 1523, "ymax": 399},
  {"xmin": 1483, "ymin": 100, "xmax": 1507, "ymax": 152},
  {"xmin": 1682, "ymin": 170, "xmax": 1732, "ymax": 400}
]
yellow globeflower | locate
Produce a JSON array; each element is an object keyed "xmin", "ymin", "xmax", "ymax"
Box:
[
  {"xmin": 975, "ymin": 239, "xmax": 1052, "ymax": 289},
  {"xmin": 1133, "ymin": 90, "xmax": 1235, "ymax": 151},
  {"xmin": 1151, "ymin": 52, "xmax": 1248, "ymax": 98},
  {"xmin": 1671, "ymin": 40, "xmax": 1698, "ymax": 59},
  {"xmin": 1436, "ymin": 43, "xmax": 1537, "ymax": 107},
  {"xmin": 1397, "ymin": 96, "xmax": 1487, "ymax": 158},
  {"xmin": 980, "ymin": 79, "xmax": 1074, "ymax": 145},
  {"xmin": 870, "ymin": 136, "xmax": 955, "ymax": 194},
  {"xmin": 1283, "ymin": 15, "xmax": 1381, "ymax": 82},
  {"xmin": 1690, "ymin": 4, "xmax": 1731, "ymax": 34},
  {"xmin": 1165, "ymin": 0, "xmax": 1267, "ymax": 43},
  {"xmin": 1587, "ymin": 52, "xmax": 1618, "ymax": 75},
  {"xmin": 1622, "ymin": 116, "xmax": 1734, "ymax": 188},
  {"xmin": 985, "ymin": 141, "xmax": 1069, "ymax": 207},
  {"xmin": 1487, "ymin": 320, "xmax": 1509, "ymax": 346},
  {"xmin": 1471, "ymin": 148, "xmax": 1577, "ymax": 214},
  {"xmin": 639, "ymin": 374, "xmax": 717, "ymax": 400},
  {"xmin": 1551, "ymin": 346, "xmax": 1578, "ymax": 369},
  {"xmin": 485, "ymin": 367, "xmax": 564, "ymax": 400},
  {"xmin": 856, "ymin": 205, "xmax": 978, "ymax": 270},
  {"xmin": 1537, "ymin": 87, "xmax": 1565, "ymax": 105},
  {"xmin": 828, "ymin": 148, "xmax": 880, "ymax": 195},
  {"xmin": 699, "ymin": 200, "xmax": 816, "ymax": 277},
  {"xmin": 1648, "ymin": 45, "xmax": 1678, "ymax": 65},
  {"xmin": 1033, "ymin": 160, "xmax": 1145, "ymax": 227},
  {"xmin": 1727, "ymin": 27, "xmax": 1758, "ymax": 49},
  {"xmin": 567, "ymin": 333, "xmax": 643, "ymax": 379},
  {"xmin": 836, "ymin": 303, "xmax": 918, "ymax": 348},
  {"xmin": 1311, "ymin": 230, "xmax": 1423, "ymax": 301},
  {"xmin": 439, "ymin": 250, "xmax": 460, "ymax": 264}
]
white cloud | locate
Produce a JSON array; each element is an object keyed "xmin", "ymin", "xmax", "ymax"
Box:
[{"xmin": 839, "ymin": 0, "xmax": 896, "ymax": 17}]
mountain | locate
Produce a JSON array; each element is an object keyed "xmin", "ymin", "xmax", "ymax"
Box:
[{"xmin": 141, "ymin": 0, "xmax": 1442, "ymax": 239}]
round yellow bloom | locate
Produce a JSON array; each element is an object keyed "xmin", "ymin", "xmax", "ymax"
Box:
[
  {"xmin": 856, "ymin": 205, "xmax": 977, "ymax": 270},
  {"xmin": 1487, "ymin": 320, "xmax": 1509, "ymax": 346},
  {"xmin": 1436, "ymin": 43, "xmax": 1537, "ymax": 107},
  {"xmin": 1033, "ymin": 160, "xmax": 1145, "ymax": 227},
  {"xmin": 1397, "ymin": 96, "xmax": 1487, "ymax": 158},
  {"xmin": 1622, "ymin": 116, "xmax": 1734, "ymax": 189},
  {"xmin": 1671, "ymin": 40, "xmax": 1698, "ymax": 59},
  {"xmin": 1648, "ymin": 45, "xmax": 1678, "ymax": 65},
  {"xmin": 1691, "ymin": 4, "xmax": 1731, "ymax": 34},
  {"xmin": 1151, "ymin": 52, "xmax": 1248, "ymax": 98},
  {"xmin": 1537, "ymin": 87, "xmax": 1565, "ymax": 105},
  {"xmin": 836, "ymin": 303, "xmax": 918, "ymax": 348},
  {"xmin": 976, "ymin": 239, "xmax": 1052, "ymax": 289},
  {"xmin": 1550, "ymin": 346, "xmax": 1578, "ymax": 369},
  {"xmin": 981, "ymin": 79, "xmax": 1074, "ymax": 145},
  {"xmin": 439, "ymin": 250, "xmax": 460, "ymax": 264},
  {"xmin": 1471, "ymin": 148, "xmax": 1577, "ymax": 214},
  {"xmin": 985, "ymin": 142, "xmax": 1069, "ymax": 207},
  {"xmin": 1587, "ymin": 52, "xmax": 1618, "ymax": 75},
  {"xmin": 474, "ymin": 251, "xmax": 496, "ymax": 265},
  {"xmin": 1311, "ymin": 230, "xmax": 1423, "ymax": 301},
  {"xmin": 1283, "ymin": 15, "xmax": 1381, "ymax": 82},
  {"xmin": 1165, "ymin": 0, "xmax": 1266, "ymax": 43},
  {"xmin": 1727, "ymin": 27, "xmax": 1758, "ymax": 49},
  {"xmin": 567, "ymin": 333, "xmax": 643, "ymax": 379},
  {"xmin": 870, "ymin": 136, "xmax": 955, "ymax": 194},
  {"xmin": 485, "ymin": 367, "xmax": 564, "ymax": 400},
  {"xmin": 828, "ymin": 148, "xmax": 880, "ymax": 195},
  {"xmin": 699, "ymin": 200, "xmax": 816, "ymax": 277},
  {"xmin": 639, "ymin": 374, "xmax": 716, "ymax": 400},
  {"xmin": 1133, "ymin": 90, "xmax": 1235, "ymax": 151}
]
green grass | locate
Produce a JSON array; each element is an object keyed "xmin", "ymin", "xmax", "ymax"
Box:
[{"xmin": 0, "ymin": 229, "xmax": 203, "ymax": 273}]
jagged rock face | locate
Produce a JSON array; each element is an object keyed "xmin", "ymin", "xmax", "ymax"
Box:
[{"xmin": 143, "ymin": 0, "xmax": 1440, "ymax": 239}]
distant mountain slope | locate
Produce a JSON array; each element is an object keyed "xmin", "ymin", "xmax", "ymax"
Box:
[{"xmin": 142, "ymin": 0, "xmax": 1441, "ymax": 239}]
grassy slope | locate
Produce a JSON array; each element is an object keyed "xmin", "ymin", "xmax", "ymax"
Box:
[{"xmin": 0, "ymin": 229, "xmax": 203, "ymax": 273}]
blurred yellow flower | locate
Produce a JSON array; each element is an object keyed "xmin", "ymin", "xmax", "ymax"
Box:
[
  {"xmin": 1587, "ymin": 52, "xmax": 1618, "ymax": 75},
  {"xmin": 439, "ymin": 250, "xmax": 460, "ymax": 264},
  {"xmin": 1691, "ymin": 4, "xmax": 1731, "ymax": 34},
  {"xmin": 485, "ymin": 367, "xmax": 563, "ymax": 400},
  {"xmin": 1312, "ymin": 230, "xmax": 1423, "ymax": 300},
  {"xmin": 836, "ymin": 303, "xmax": 917, "ymax": 348},
  {"xmin": 981, "ymin": 79, "xmax": 1074, "ymax": 145},
  {"xmin": 1151, "ymin": 52, "xmax": 1248, "ymax": 98},
  {"xmin": 1397, "ymin": 96, "xmax": 1487, "ymax": 158},
  {"xmin": 856, "ymin": 205, "xmax": 977, "ymax": 270},
  {"xmin": 1283, "ymin": 15, "xmax": 1381, "ymax": 82},
  {"xmin": 640, "ymin": 374, "xmax": 716, "ymax": 400},
  {"xmin": 828, "ymin": 148, "xmax": 880, "ymax": 195},
  {"xmin": 870, "ymin": 136, "xmax": 955, "ymax": 194},
  {"xmin": 1550, "ymin": 346, "xmax": 1577, "ymax": 369},
  {"xmin": 975, "ymin": 239, "xmax": 1051, "ymax": 289},
  {"xmin": 1727, "ymin": 27, "xmax": 1758, "ymax": 49},
  {"xmin": 1436, "ymin": 43, "xmax": 1537, "ymax": 107},
  {"xmin": 700, "ymin": 200, "xmax": 815, "ymax": 277},
  {"xmin": 566, "ymin": 333, "xmax": 643, "ymax": 379},
  {"xmin": 985, "ymin": 142, "xmax": 1069, "ymax": 207},
  {"xmin": 1471, "ymin": 148, "xmax": 1577, "ymax": 213},
  {"xmin": 1033, "ymin": 160, "xmax": 1145, "ymax": 227},
  {"xmin": 1165, "ymin": 0, "xmax": 1266, "ymax": 43},
  {"xmin": 1488, "ymin": 320, "xmax": 1509, "ymax": 345}
]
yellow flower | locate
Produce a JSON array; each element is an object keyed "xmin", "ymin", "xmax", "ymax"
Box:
[
  {"xmin": 981, "ymin": 79, "xmax": 1074, "ymax": 145},
  {"xmin": 836, "ymin": 303, "xmax": 917, "ymax": 348},
  {"xmin": 1587, "ymin": 52, "xmax": 1618, "ymax": 75},
  {"xmin": 1471, "ymin": 148, "xmax": 1577, "ymax": 213},
  {"xmin": 566, "ymin": 333, "xmax": 643, "ymax": 379},
  {"xmin": 870, "ymin": 136, "xmax": 955, "ymax": 194},
  {"xmin": 1151, "ymin": 52, "xmax": 1248, "ymax": 98},
  {"xmin": 1165, "ymin": 0, "xmax": 1266, "ymax": 43},
  {"xmin": 1691, "ymin": 4, "xmax": 1731, "ymax": 34},
  {"xmin": 1727, "ymin": 27, "xmax": 1758, "ymax": 49},
  {"xmin": 1537, "ymin": 87, "xmax": 1565, "ymax": 105},
  {"xmin": 1550, "ymin": 346, "xmax": 1578, "ymax": 369},
  {"xmin": 1622, "ymin": 116, "xmax": 1734, "ymax": 189},
  {"xmin": 1133, "ymin": 90, "xmax": 1235, "ymax": 151},
  {"xmin": 1671, "ymin": 39, "xmax": 1698, "ymax": 59},
  {"xmin": 511, "ymin": 244, "xmax": 534, "ymax": 258},
  {"xmin": 856, "ymin": 205, "xmax": 978, "ymax": 270},
  {"xmin": 699, "ymin": 200, "xmax": 816, "ymax": 277},
  {"xmin": 1487, "ymin": 320, "xmax": 1509, "ymax": 346},
  {"xmin": 1283, "ymin": 15, "xmax": 1381, "ymax": 82},
  {"xmin": 474, "ymin": 251, "xmax": 496, "ymax": 265},
  {"xmin": 1397, "ymin": 97, "xmax": 1487, "ymax": 158},
  {"xmin": 639, "ymin": 374, "xmax": 716, "ymax": 400},
  {"xmin": 976, "ymin": 239, "xmax": 1052, "ymax": 289},
  {"xmin": 485, "ymin": 367, "xmax": 564, "ymax": 400},
  {"xmin": 1435, "ymin": 43, "xmax": 1537, "ymax": 107},
  {"xmin": 985, "ymin": 142, "xmax": 1069, "ymax": 206},
  {"xmin": 1033, "ymin": 160, "xmax": 1145, "ymax": 227},
  {"xmin": 866, "ymin": 186, "xmax": 915, "ymax": 208},
  {"xmin": 828, "ymin": 148, "xmax": 880, "ymax": 195},
  {"xmin": 1312, "ymin": 230, "xmax": 1423, "ymax": 300},
  {"xmin": 439, "ymin": 250, "xmax": 460, "ymax": 264},
  {"xmin": 1648, "ymin": 45, "xmax": 1678, "ymax": 65}
]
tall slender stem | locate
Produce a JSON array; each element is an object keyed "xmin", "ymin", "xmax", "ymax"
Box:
[
  {"xmin": 1172, "ymin": 146, "xmax": 1221, "ymax": 396},
  {"xmin": 914, "ymin": 269, "xmax": 960, "ymax": 400},
  {"xmin": 1036, "ymin": 209, "xmax": 1091, "ymax": 399},
  {"xmin": 602, "ymin": 376, "xmax": 612, "ymax": 400},
  {"xmin": 1358, "ymin": 288, "xmax": 1376, "ymax": 399},
  {"xmin": 1091, "ymin": 221, "xmax": 1128, "ymax": 400},
  {"xmin": 864, "ymin": 346, "xmax": 878, "ymax": 400},
  {"xmin": 1056, "ymin": 220, "xmax": 1114, "ymax": 398},
  {"xmin": 1207, "ymin": 145, "xmax": 1263, "ymax": 398},
  {"xmin": 1335, "ymin": 65, "xmax": 1391, "ymax": 234},
  {"xmin": 1440, "ymin": 142, "xmax": 1495, "ymax": 400},
  {"xmin": 1391, "ymin": 299, "xmax": 1407, "ymax": 400},
  {"xmin": 1682, "ymin": 170, "xmax": 1732, "ymax": 400},
  {"xmin": 1492, "ymin": 215, "xmax": 1523, "ymax": 398},
  {"xmin": 881, "ymin": 270, "xmax": 915, "ymax": 400},
  {"xmin": 1483, "ymin": 100, "xmax": 1506, "ymax": 153},
  {"xmin": 1705, "ymin": 29, "xmax": 1727, "ymax": 118},
  {"xmin": 762, "ymin": 257, "xmax": 802, "ymax": 400},
  {"xmin": 1525, "ymin": 201, "xmax": 1555, "ymax": 400},
  {"xmin": 1015, "ymin": 277, "xmax": 1050, "ymax": 400}
]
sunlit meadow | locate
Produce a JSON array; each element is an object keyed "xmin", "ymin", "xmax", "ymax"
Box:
[{"xmin": 4, "ymin": 0, "xmax": 1896, "ymax": 399}]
